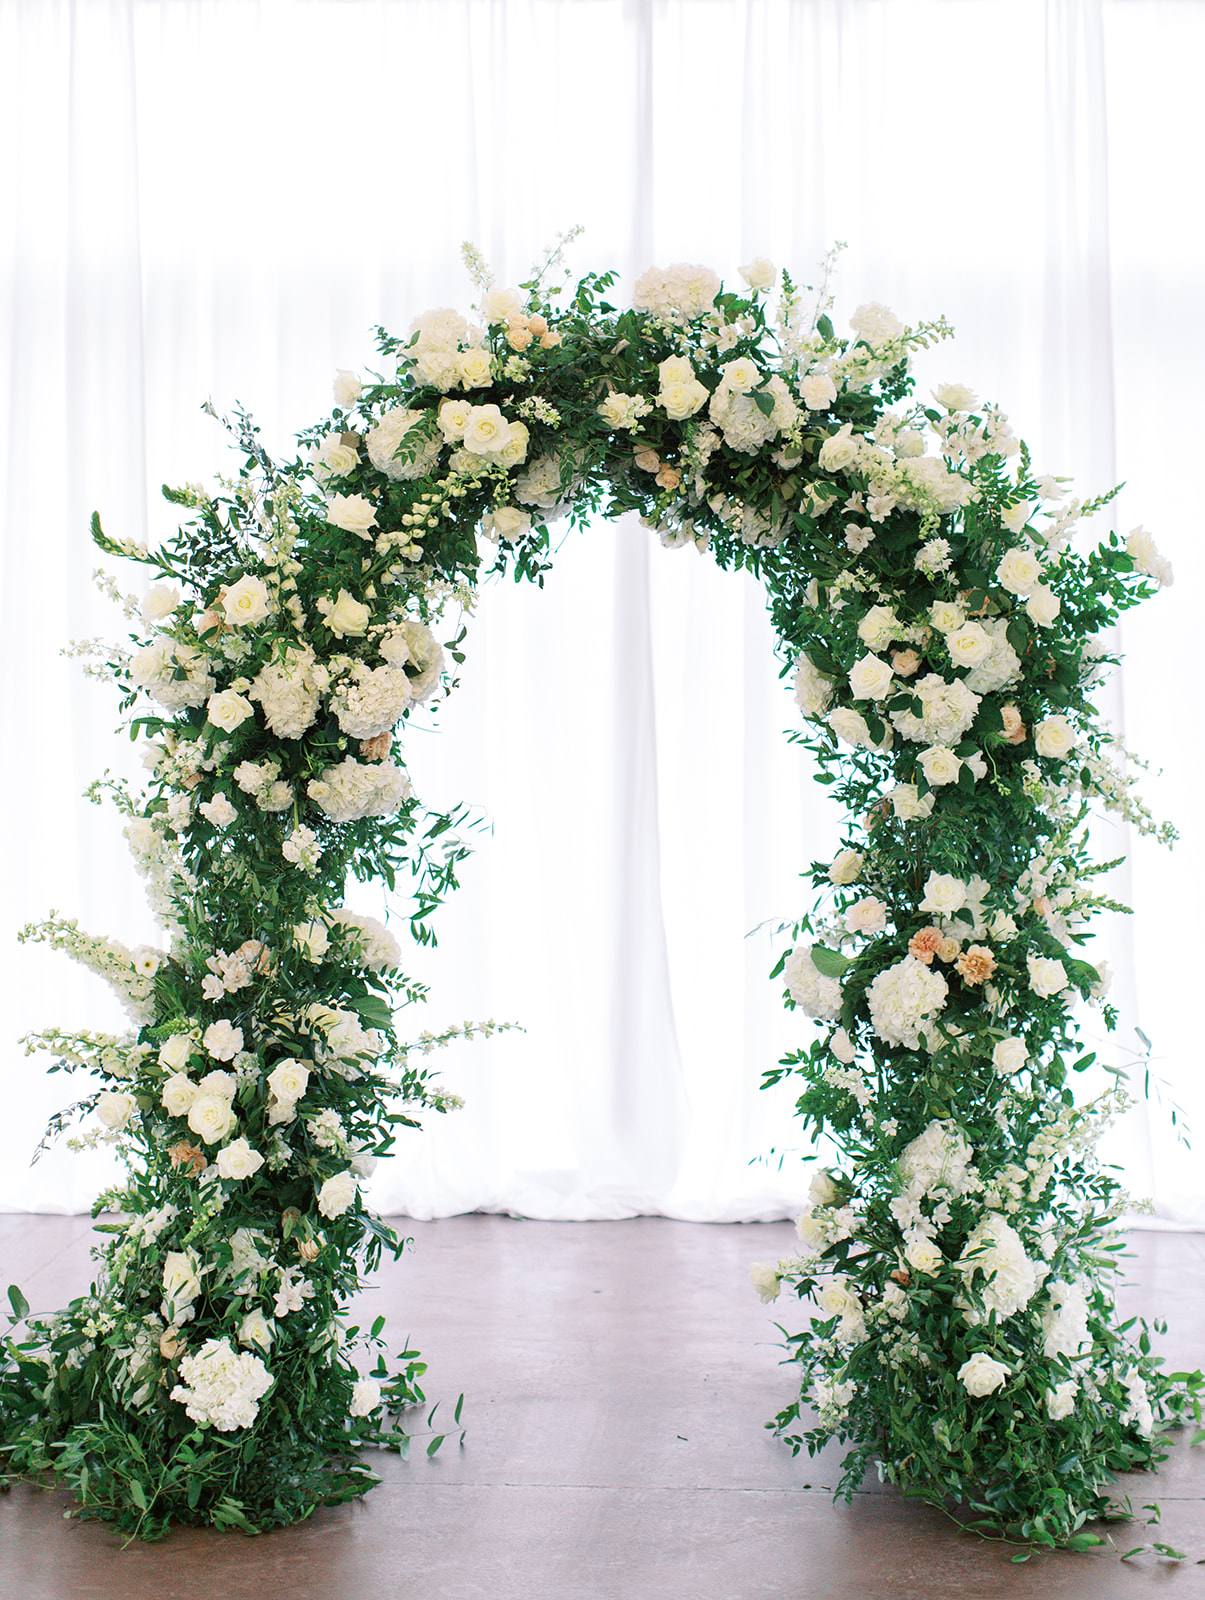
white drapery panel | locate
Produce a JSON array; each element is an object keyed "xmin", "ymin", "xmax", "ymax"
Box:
[{"xmin": 2, "ymin": 0, "xmax": 1201, "ymax": 1221}]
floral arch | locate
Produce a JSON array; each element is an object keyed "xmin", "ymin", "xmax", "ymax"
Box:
[{"xmin": 3, "ymin": 240, "xmax": 1196, "ymax": 1545}]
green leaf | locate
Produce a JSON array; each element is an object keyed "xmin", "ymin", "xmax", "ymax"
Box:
[
  {"xmin": 1066, "ymin": 1532, "xmax": 1105, "ymax": 1550},
  {"xmin": 7, "ymin": 1284, "xmax": 29, "ymax": 1320},
  {"xmin": 809, "ymin": 944, "xmax": 852, "ymax": 978},
  {"xmin": 752, "ymin": 388, "xmax": 776, "ymax": 418}
]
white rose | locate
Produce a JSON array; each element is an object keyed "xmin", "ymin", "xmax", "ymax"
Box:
[
  {"xmin": 159, "ymin": 1035, "xmax": 194, "ymax": 1072},
  {"xmin": 818, "ymin": 424, "xmax": 858, "ymax": 472},
  {"xmin": 946, "ymin": 623, "xmax": 993, "ymax": 669},
  {"xmin": 206, "ymin": 689, "xmax": 255, "ymax": 733},
  {"xmin": 932, "ymin": 383, "xmax": 977, "ymax": 412},
  {"xmin": 919, "ymin": 872, "xmax": 967, "ymax": 916},
  {"xmin": 462, "ymin": 403, "xmax": 514, "ymax": 454},
  {"xmin": 890, "ymin": 783, "xmax": 934, "ymax": 821},
  {"xmin": 904, "ymin": 1234, "xmax": 944, "ymax": 1276},
  {"xmin": 958, "ymin": 1351, "xmax": 1010, "ymax": 1397},
  {"xmin": 326, "ymin": 493, "xmax": 378, "ymax": 537},
  {"xmin": 992, "ymin": 1036, "xmax": 1029, "ymax": 1075},
  {"xmin": 349, "ymin": 1377, "xmax": 383, "ymax": 1417},
  {"xmin": 659, "ymin": 377, "xmax": 709, "ymax": 420},
  {"xmin": 216, "ymin": 1138, "xmax": 265, "ymax": 1180},
  {"xmin": 800, "ymin": 372, "xmax": 837, "ymax": 410},
  {"xmin": 293, "ymin": 920, "xmax": 330, "ymax": 964},
  {"xmin": 828, "ymin": 849, "xmax": 863, "ymax": 886},
  {"xmin": 808, "ymin": 1168, "xmax": 841, "ymax": 1207},
  {"xmin": 848, "ymin": 654, "xmax": 894, "ymax": 701},
  {"xmin": 96, "ymin": 1090, "xmax": 137, "ymax": 1131},
  {"xmin": 828, "ymin": 707, "xmax": 884, "ymax": 750},
  {"xmin": 222, "ymin": 574, "xmax": 271, "ymax": 626},
  {"xmin": 1047, "ymin": 1380, "xmax": 1078, "ymax": 1421},
  {"xmin": 1028, "ymin": 954, "xmax": 1069, "ymax": 999},
  {"xmin": 850, "ymin": 302, "xmax": 904, "ymax": 344},
  {"xmin": 829, "ymin": 1028, "xmax": 857, "ymax": 1064},
  {"xmin": 749, "ymin": 1262, "xmax": 781, "ymax": 1304},
  {"xmin": 333, "ymin": 370, "xmax": 363, "ymax": 408},
  {"xmin": 141, "ymin": 583, "xmax": 180, "ymax": 623},
  {"xmin": 482, "ymin": 286, "xmax": 522, "ymax": 323},
  {"xmin": 995, "ymin": 546, "xmax": 1043, "ymax": 596},
  {"xmin": 719, "ymin": 357, "xmax": 760, "ymax": 393},
  {"xmin": 738, "ymin": 257, "xmax": 776, "ymax": 292},
  {"xmin": 437, "ymin": 397, "xmax": 473, "ymax": 441},
  {"xmin": 187, "ymin": 1094, "xmax": 238, "ymax": 1145},
  {"xmin": 1126, "ymin": 525, "xmax": 1174, "ymax": 587},
  {"xmin": 1026, "ymin": 584, "xmax": 1061, "ymax": 627},
  {"xmin": 317, "ymin": 1170, "xmax": 358, "ymax": 1219},
  {"xmin": 1034, "ymin": 715, "xmax": 1075, "ymax": 759},
  {"xmin": 844, "ymin": 897, "xmax": 888, "ymax": 935},
  {"xmin": 484, "ymin": 505, "xmax": 531, "ymax": 541},
  {"xmin": 918, "ymin": 745, "xmax": 961, "ymax": 786},
  {"xmin": 161, "ymin": 1073, "xmax": 199, "ymax": 1117},
  {"xmin": 322, "ymin": 589, "xmax": 371, "ymax": 639},
  {"xmin": 930, "ymin": 599, "xmax": 965, "ymax": 632},
  {"xmin": 162, "ymin": 1249, "xmax": 202, "ymax": 1322},
  {"xmin": 239, "ymin": 1309, "xmax": 274, "ymax": 1351},
  {"xmin": 1001, "ymin": 501, "xmax": 1038, "ymax": 534},
  {"xmin": 456, "ymin": 347, "xmax": 494, "ymax": 388},
  {"xmin": 267, "ymin": 1059, "xmax": 310, "ymax": 1105}
]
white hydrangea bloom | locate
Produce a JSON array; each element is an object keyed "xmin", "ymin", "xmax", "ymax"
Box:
[{"xmin": 867, "ymin": 956, "xmax": 948, "ymax": 1048}]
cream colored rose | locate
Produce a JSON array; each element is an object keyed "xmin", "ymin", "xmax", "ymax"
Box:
[
  {"xmin": 828, "ymin": 849, "xmax": 863, "ymax": 886},
  {"xmin": 485, "ymin": 505, "xmax": 531, "ymax": 541},
  {"xmin": 1001, "ymin": 500, "xmax": 1037, "ymax": 534},
  {"xmin": 96, "ymin": 1090, "xmax": 137, "ymax": 1131},
  {"xmin": 1034, "ymin": 715, "xmax": 1074, "ymax": 759},
  {"xmin": 216, "ymin": 1138, "xmax": 265, "ymax": 1180},
  {"xmin": 222, "ymin": 574, "xmax": 271, "ymax": 626},
  {"xmin": 808, "ymin": 1168, "xmax": 841, "ymax": 1207},
  {"xmin": 918, "ymin": 745, "xmax": 961, "ymax": 786},
  {"xmin": 995, "ymin": 546, "xmax": 1043, "ymax": 596},
  {"xmin": 658, "ymin": 355, "xmax": 694, "ymax": 386},
  {"xmin": 322, "ymin": 589, "xmax": 371, "ymax": 639},
  {"xmin": 162, "ymin": 1249, "xmax": 202, "ymax": 1323},
  {"xmin": 828, "ymin": 707, "xmax": 879, "ymax": 749},
  {"xmin": 456, "ymin": 347, "xmax": 494, "ymax": 388},
  {"xmin": 326, "ymin": 493, "xmax": 378, "ymax": 537},
  {"xmin": 350, "ymin": 1377, "xmax": 383, "ymax": 1417},
  {"xmin": 992, "ymin": 1036, "xmax": 1028, "ymax": 1075},
  {"xmin": 187, "ymin": 1094, "xmax": 238, "ymax": 1145},
  {"xmin": 463, "ymin": 403, "xmax": 514, "ymax": 454},
  {"xmin": 206, "ymin": 689, "xmax": 255, "ymax": 733},
  {"xmin": 1026, "ymin": 584, "xmax": 1061, "ymax": 627},
  {"xmin": 496, "ymin": 420, "xmax": 530, "ymax": 467},
  {"xmin": 1047, "ymin": 1380, "xmax": 1078, "ymax": 1420},
  {"xmin": 848, "ymin": 653, "xmax": 894, "ymax": 701},
  {"xmin": 844, "ymin": 897, "xmax": 888, "ymax": 934},
  {"xmin": 958, "ymin": 1351, "xmax": 1010, "ymax": 1396},
  {"xmin": 317, "ymin": 1170, "xmax": 358, "ymax": 1219},
  {"xmin": 932, "ymin": 383, "xmax": 977, "ymax": 412},
  {"xmin": 161, "ymin": 1073, "xmax": 199, "ymax": 1117}
]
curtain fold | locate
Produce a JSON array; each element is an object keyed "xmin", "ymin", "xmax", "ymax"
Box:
[{"xmin": 2, "ymin": 0, "xmax": 1201, "ymax": 1222}]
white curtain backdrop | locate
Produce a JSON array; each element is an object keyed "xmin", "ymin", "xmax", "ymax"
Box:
[{"xmin": 2, "ymin": 0, "xmax": 1201, "ymax": 1223}]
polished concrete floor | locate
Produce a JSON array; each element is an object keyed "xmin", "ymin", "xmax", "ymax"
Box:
[{"xmin": 0, "ymin": 1214, "xmax": 1202, "ymax": 1599}]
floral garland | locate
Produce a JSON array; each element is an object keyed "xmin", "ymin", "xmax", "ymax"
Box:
[{"xmin": 2, "ymin": 236, "xmax": 1199, "ymax": 1545}]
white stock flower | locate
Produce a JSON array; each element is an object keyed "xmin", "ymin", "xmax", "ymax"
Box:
[{"xmin": 198, "ymin": 793, "xmax": 237, "ymax": 828}]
